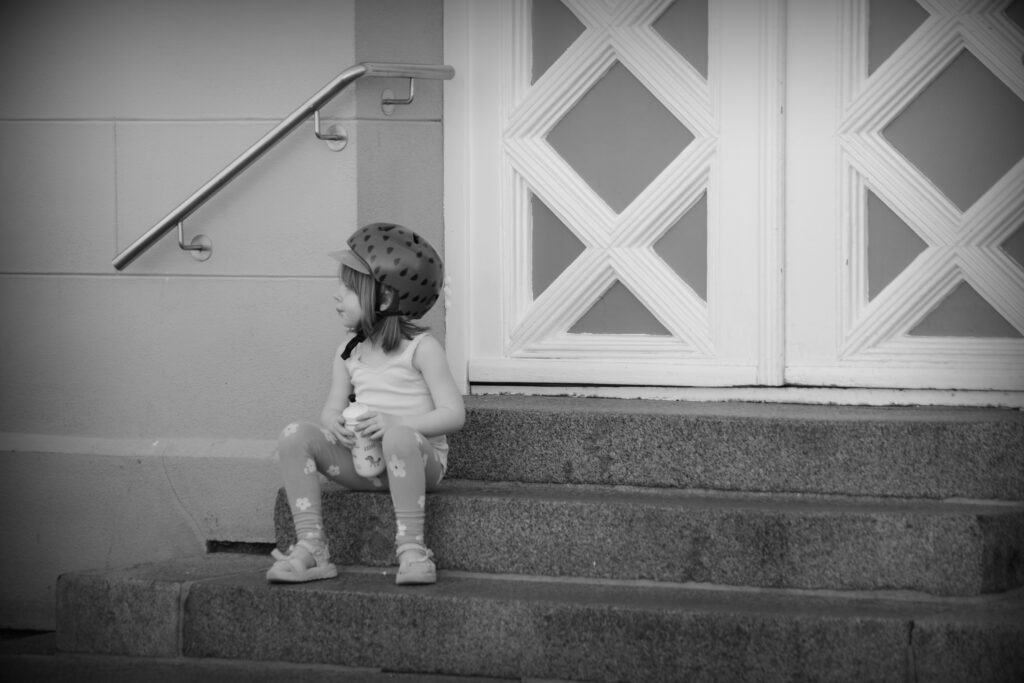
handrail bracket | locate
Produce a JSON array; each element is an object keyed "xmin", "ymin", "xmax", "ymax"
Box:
[
  {"xmin": 381, "ymin": 78, "xmax": 416, "ymax": 115},
  {"xmin": 313, "ymin": 110, "xmax": 348, "ymax": 151},
  {"xmin": 177, "ymin": 221, "xmax": 212, "ymax": 261}
]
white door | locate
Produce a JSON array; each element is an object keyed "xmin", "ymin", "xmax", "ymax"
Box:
[
  {"xmin": 445, "ymin": 0, "xmax": 785, "ymax": 387},
  {"xmin": 445, "ymin": 0, "xmax": 1024, "ymax": 393},
  {"xmin": 786, "ymin": 0, "xmax": 1024, "ymax": 390}
]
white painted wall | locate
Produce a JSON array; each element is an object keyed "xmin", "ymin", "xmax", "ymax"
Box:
[{"xmin": 0, "ymin": 0, "xmax": 446, "ymax": 630}]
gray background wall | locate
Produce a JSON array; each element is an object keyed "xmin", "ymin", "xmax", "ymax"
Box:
[{"xmin": 0, "ymin": 0, "xmax": 445, "ymax": 629}]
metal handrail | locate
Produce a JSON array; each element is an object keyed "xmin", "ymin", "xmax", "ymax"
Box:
[{"xmin": 112, "ymin": 62, "xmax": 455, "ymax": 271}]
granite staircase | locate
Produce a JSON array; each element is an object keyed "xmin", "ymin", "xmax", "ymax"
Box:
[{"xmin": 52, "ymin": 396, "xmax": 1024, "ymax": 681}]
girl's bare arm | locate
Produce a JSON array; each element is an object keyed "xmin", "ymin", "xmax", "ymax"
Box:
[
  {"xmin": 410, "ymin": 334, "xmax": 466, "ymax": 437},
  {"xmin": 320, "ymin": 342, "xmax": 355, "ymax": 446}
]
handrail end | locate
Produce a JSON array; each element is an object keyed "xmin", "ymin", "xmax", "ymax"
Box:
[
  {"xmin": 360, "ymin": 62, "xmax": 455, "ymax": 81},
  {"xmin": 112, "ymin": 253, "xmax": 132, "ymax": 271}
]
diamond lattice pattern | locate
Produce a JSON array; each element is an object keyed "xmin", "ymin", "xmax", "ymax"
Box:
[
  {"xmin": 883, "ymin": 49, "xmax": 1024, "ymax": 212},
  {"xmin": 547, "ymin": 61, "xmax": 693, "ymax": 213},
  {"xmin": 507, "ymin": 0, "xmax": 715, "ymax": 356},
  {"xmin": 839, "ymin": 0, "xmax": 1024, "ymax": 354}
]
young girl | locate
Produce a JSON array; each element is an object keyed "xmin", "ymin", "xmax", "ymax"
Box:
[{"xmin": 268, "ymin": 223, "xmax": 465, "ymax": 585}]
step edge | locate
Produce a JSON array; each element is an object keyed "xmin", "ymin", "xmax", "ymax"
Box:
[
  {"xmin": 183, "ymin": 557, "xmax": 1024, "ymax": 621},
  {"xmin": 62, "ymin": 554, "xmax": 1024, "ymax": 608},
  {"xmin": 312, "ymin": 480, "xmax": 1024, "ymax": 514}
]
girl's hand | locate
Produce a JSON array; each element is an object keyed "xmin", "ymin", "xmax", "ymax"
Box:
[
  {"xmin": 336, "ymin": 425, "xmax": 357, "ymax": 450},
  {"xmin": 321, "ymin": 412, "xmax": 356, "ymax": 449},
  {"xmin": 353, "ymin": 410, "xmax": 400, "ymax": 441}
]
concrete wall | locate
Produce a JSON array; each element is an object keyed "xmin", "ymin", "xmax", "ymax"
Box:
[{"xmin": 0, "ymin": 0, "xmax": 445, "ymax": 630}]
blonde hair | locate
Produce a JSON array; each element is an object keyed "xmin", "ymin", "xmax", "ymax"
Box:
[{"xmin": 340, "ymin": 265, "xmax": 427, "ymax": 353}]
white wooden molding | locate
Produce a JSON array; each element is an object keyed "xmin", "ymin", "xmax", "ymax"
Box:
[
  {"xmin": 835, "ymin": 0, "xmax": 1024, "ymax": 385},
  {"xmin": 502, "ymin": 0, "xmax": 722, "ymax": 365},
  {"xmin": 757, "ymin": 0, "xmax": 786, "ymax": 384}
]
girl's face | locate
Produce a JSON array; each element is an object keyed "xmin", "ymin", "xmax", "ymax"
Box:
[{"xmin": 333, "ymin": 280, "xmax": 364, "ymax": 330}]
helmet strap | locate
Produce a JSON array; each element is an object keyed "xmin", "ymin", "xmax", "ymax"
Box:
[{"xmin": 340, "ymin": 331, "xmax": 365, "ymax": 361}]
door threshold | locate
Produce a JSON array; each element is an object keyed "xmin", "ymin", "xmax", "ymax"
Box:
[{"xmin": 470, "ymin": 385, "xmax": 1024, "ymax": 409}]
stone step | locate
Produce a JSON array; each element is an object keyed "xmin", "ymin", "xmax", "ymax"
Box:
[
  {"xmin": 447, "ymin": 396, "xmax": 1024, "ymax": 499},
  {"xmin": 1, "ymin": 634, "xmax": 507, "ymax": 683},
  {"xmin": 274, "ymin": 480, "xmax": 1024, "ymax": 596},
  {"xmin": 56, "ymin": 554, "xmax": 1024, "ymax": 683}
]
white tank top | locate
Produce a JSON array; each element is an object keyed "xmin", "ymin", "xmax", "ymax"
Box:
[{"xmin": 343, "ymin": 334, "xmax": 449, "ymax": 461}]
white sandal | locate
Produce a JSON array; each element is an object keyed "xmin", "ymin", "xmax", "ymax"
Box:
[
  {"xmin": 266, "ymin": 539, "xmax": 338, "ymax": 583},
  {"xmin": 395, "ymin": 543, "xmax": 436, "ymax": 585}
]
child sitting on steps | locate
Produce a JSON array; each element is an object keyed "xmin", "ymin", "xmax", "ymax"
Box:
[{"xmin": 268, "ymin": 222, "xmax": 465, "ymax": 585}]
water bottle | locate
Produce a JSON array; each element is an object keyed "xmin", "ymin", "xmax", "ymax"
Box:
[{"xmin": 342, "ymin": 403, "xmax": 385, "ymax": 477}]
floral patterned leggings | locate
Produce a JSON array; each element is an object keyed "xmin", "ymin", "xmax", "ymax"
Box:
[{"xmin": 277, "ymin": 422, "xmax": 446, "ymax": 553}]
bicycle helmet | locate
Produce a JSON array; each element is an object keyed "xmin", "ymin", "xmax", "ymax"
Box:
[{"xmin": 330, "ymin": 223, "xmax": 444, "ymax": 319}]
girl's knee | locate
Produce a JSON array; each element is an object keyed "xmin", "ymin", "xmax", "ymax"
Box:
[
  {"xmin": 278, "ymin": 422, "xmax": 324, "ymax": 456},
  {"xmin": 381, "ymin": 425, "xmax": 420, "ymax": 455}
]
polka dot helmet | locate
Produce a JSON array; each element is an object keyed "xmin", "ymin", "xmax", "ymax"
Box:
[{"xmin": 331, "ymin": 223, "xmax": 444, "ymax": 319}]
